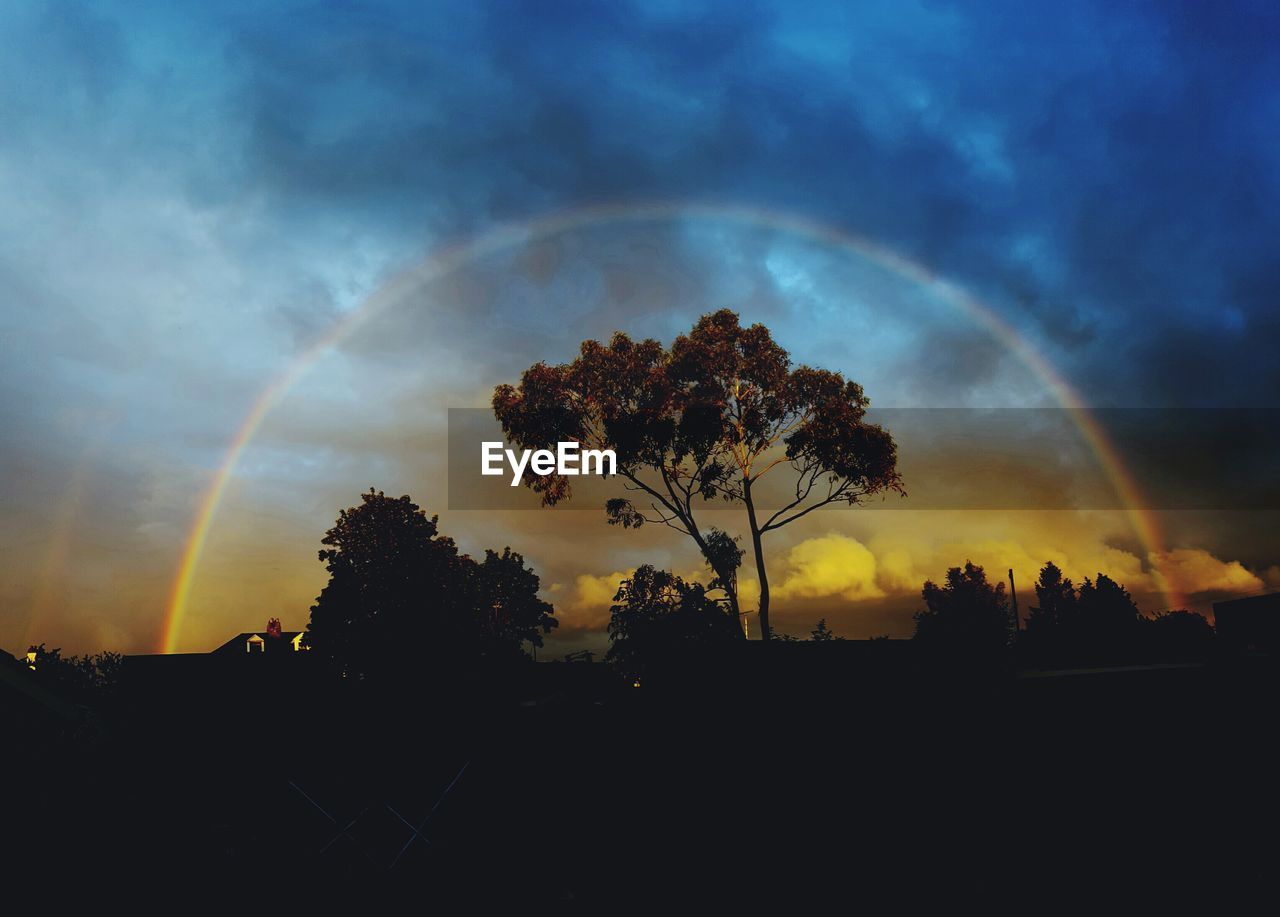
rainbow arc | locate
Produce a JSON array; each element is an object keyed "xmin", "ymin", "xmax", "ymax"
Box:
[{"xmin": 160, "ymin": 202, "xmax": 1181, "ymax": 653}]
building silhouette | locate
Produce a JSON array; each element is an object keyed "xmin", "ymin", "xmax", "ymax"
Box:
[{"xmin": 1213, "ymin": 592, "xmax": 1280, "ymax": 652}]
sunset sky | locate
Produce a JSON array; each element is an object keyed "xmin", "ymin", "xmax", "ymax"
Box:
[{"xmin": 2, "ymin": 0, "xmax": 1277, "ymax": 656}]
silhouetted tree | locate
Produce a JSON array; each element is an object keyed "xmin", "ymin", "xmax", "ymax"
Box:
[
  {"xmin": 1023, "ymin": 564, "xmax": 1149, "ymax": 664},
  {"xmin": 810, "ymin": 618, "xmax": 839, "ymax": 641},
  {"xmin": 475, "ymin": 546, "xmax": 557, "ymax": 654},
  {"xmin": 494, "ymin": 310, "xmax": 904, "ymax": 641},
  {"xmin": 1026, "ymin": 562, "xmax": 1076, "ymax": 634},
  {"xmin": 606, "ymin": 566, "xmax": 739, "ymax": 681},
  {"xmin": 1023, "ymin": 561, "xmax": 1077, "ymax": 662},
  {"xmin": 912, "ymin": 561, "xmax": 1013, "ymax": 660},
  {"xmin": 1077, "ymin": 573, "xmax": 1139, "ymax": 631},
  {"xmin": 305, "ymin": 488, "xmax": 556, "ymax": 685},
  {"xmin": 1142, "ymin": 609, "xmax": 1214, "ymax": 661},
  {"xmin": 1072, "ymin": 573, "xmax": 1142, "ymax": 661},
  {"xmin": 24, "ymin": 644, "xmax": 123, "ymax": 700}
]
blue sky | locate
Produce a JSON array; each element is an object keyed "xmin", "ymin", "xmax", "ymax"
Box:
[{"xmin": 2, "ymin": 0, "xmax": 1277, "ymax": 653}]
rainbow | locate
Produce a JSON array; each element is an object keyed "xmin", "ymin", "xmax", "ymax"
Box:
[
  {"xmin": 23, "ymin": 419, "xmax": 117, "ymax": 650},
  {"xmin": 159, "ymin": 202, "xmax": 1182, "ymax": 653},
  {"xmin": 24, "ymin": 453, "xmax": 92, "ymax": 649}
]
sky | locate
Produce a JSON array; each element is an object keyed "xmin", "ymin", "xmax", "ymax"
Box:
[{"xmin": 1, "ymin": 0, "xmax": 1277, "ymax": 656}]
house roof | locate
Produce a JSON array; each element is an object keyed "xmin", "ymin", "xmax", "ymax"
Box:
[
  {"xmin": 1212, "ymin": 591, "xmax": 1279, "ymax": 615},
  {"xmin": 212, "ymin": 631, "xmax": 304, "ymax": 654}
]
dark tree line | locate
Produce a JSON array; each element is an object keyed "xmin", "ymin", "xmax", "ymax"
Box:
[
  {"xmin": 1023, "ymin": 561, "xmax": 1213, "ymax": 665},
  {"xmin": 911, "ymin": 559, "xmax": 1214, "ymax": 666},
  {"xmin": 23, "ymin": 644, "xmax": 123, "ymax": 701},
  {"xmin": 767, "ymin": 619, "xmax": 845, "ymax": 642}
]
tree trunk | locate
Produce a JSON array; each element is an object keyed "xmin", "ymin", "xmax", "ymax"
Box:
[
  {"xmin": 724, "ymin": 580, "xmax": 744, "ymax": 637},
  {"xmin": 712, "ymin": 560, "xmax": 744, "ymax": 637},
  {"xmin": 693, "ymin": 529, "xmax": 744, "ymax": 637},
  {"xmin": 743, "ymin": 477, "xmax": 770, "ymax": 641}
]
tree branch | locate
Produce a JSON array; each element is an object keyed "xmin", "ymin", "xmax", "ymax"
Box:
[{"xmin": 761, "ymin": 480, "xmax": 866, "ymax": 533}]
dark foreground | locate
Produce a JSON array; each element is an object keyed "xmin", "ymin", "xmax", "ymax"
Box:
[{"xmin": 7, "ymin": 644, "xmax": 1277, "ymax": 906}]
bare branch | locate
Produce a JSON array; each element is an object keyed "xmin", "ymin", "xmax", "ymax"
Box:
[
  {"xmin": 760, "ymin": 463, "xmax": 824, "ymax": 531},
  {"xmin": 762, "ymin": 480, "xmax": 866, "ymax": 533}
]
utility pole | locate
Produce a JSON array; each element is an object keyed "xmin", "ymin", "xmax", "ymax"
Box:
[{"xmin": 1008, "ymin": 568, "xmax": 1020, "ymax": 632}]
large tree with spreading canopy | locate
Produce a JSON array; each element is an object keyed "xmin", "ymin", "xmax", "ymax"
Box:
[{"xmin": 493, "ymin": 310, "xmax": 904, "ymax": 640}]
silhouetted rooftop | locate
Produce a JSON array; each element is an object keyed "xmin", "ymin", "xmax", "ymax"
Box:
[{"xmin": 212, "ymin": 631, "xmax": 305, "ymax": 655}]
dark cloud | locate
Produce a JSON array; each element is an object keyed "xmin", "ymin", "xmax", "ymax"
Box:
[{"xmin": 151, "ymin": 0, "xmax": 1275, "ymax": 412}]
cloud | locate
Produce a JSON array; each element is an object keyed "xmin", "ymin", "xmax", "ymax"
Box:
[
  {"xmin": 548, "ymin": 570, "xmax": 631, "ymax": 633},
  {"xmin": 751, "ymin": 518, "xmax": 1273, "ymax": 633},
  {"xmin": 1151, "ymin": 549, "xmax": 1264, "ymax": 600},
  {"xmin": 772, "ymin": 533, "xmax": 885, "ymax": 601}
]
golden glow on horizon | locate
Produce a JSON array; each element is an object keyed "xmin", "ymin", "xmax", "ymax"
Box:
[{"xmin": 159, "ymin": 202, "xmax": 1182, "ymax": 654}]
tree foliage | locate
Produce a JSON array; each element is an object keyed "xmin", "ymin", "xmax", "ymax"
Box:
[
  {"xmin": 1142, "ymin": 609, "xmax": 1214, "ymax": 661},
  {"xmin": 1024, "ymin": 562, "xmax": 1206, "ymax": 664},
  {"xmin": 24, "ymin": 644, "xmax": 123, "ymax": 700},
  {"xmin": 1025, "ymin": 562, "xmax": 1075, "ymax": 635},
  {"xmin": 605, "ymin": 565, "xmax": 740, "ymax": 680},
  {"xmin": 475, "ymin": 546, "xmax": 557, "ymax": 652},
  {"xmin": 305, "ymin": 489, "xmax": 557, "ymax": 684},
  {"xmin": 912, "ymin": 561, "xmax": 1013, "ymax": 658},
  {"xmin": 1076, "ymin": 573, "xmax": 1140, "ymax": 636},
  {"xmin": 494, "ymin": 310, "xmax": 903, "ymax": 641},
  {"xmin": 809, "ymin": 618, "xmax": 840, "ymax": 642}
]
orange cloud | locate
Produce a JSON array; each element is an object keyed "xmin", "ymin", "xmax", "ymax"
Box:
[
  {"xmin": 1151, "ymin": 548, "xmax": 1264, "ymax": 599},
  {"xmin": 772, "ymin": 532, "xmax": 885, "ymax": 601},
  {"xmin": 547, "ymin": 569, "xmax": 631, "ymax": 632},
  {"xmin": 552, "ymin": 521, "xmax": 1272, "ymax": 639}
]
